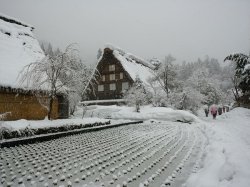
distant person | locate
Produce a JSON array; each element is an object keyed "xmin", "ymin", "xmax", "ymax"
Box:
[
  {"xmin": 210, "ymin": 104, "xmax": 218, "ymax": 119},
  {"xmin": 218, "ymin": 106, "xmax": 222, "ymax": 115},
  {"xmin": 222, "ymin": 106, "xmax": 225, "ymax": 113},
  {"xmin": 204, "ymin": 107, "xmax": 209, "ymax": 117}
]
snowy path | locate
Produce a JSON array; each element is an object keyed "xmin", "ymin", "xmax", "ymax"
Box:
[
  {"xmin": 0, "ymin": 121, "xmax": 206, "ymax": 187},
  {"xmin": 185, "ymin": 108, "xmax": 250, "ymax": 187}
]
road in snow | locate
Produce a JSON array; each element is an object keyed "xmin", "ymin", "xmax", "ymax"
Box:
[{"xmin": 0, "ymin": 121, "xmax": 206, "ymax": 187}]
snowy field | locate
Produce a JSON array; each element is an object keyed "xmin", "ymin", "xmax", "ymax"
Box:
[
  {"xmin": 0, "ymin": 121, "xmax": 206, "ymax": 187},
  {"xmin": 1, "ymin": 106, "xmax": 250, "ymax": 187}
]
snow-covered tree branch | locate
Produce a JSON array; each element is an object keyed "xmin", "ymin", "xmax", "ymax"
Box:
[
  {"xmin": 124, "ymin": 76, "xmax": 150, "ymax": 112},
  {"xmin": 19, "ymin": 43, "xmax": 97, "ymax": 119}
]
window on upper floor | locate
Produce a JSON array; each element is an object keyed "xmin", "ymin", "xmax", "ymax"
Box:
[
  {"xmin": 120, "ymin": 72, "xmax": 123, "ymax": 79},
  {"xmin": 98, "ymin": 85, "xmax": 104, "ymax": 91},
  {"xmin": 109, "ymin": 64, "xmax": 115, "ymax": 71},
  {"xmin": 110, "ymin": 74, "xmax": 115, "ymax": 81}
]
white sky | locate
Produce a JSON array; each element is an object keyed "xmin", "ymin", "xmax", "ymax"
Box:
[{"xmin": 0, "ymin": 0, "xmax": 250, "ymax": 65}]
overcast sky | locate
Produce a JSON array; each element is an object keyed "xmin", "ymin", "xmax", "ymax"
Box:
[{"xmin": 1, "ymin": 0, "xmax": 250, "ymax": 65}]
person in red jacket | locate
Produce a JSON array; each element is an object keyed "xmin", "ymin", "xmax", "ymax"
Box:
[{"xmin": 210, "ymin": 104, "xmax": 218, "ymax": 119}]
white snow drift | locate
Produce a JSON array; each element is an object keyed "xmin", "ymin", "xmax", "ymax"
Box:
[
  {"xmin": 185, "ymin": 107, "xmax": 250, "ymax": 187},
  {"xmin": 82, "ymin": 105, "xmax": 199, "ymax": 123}
]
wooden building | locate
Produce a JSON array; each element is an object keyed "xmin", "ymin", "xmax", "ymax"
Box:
[
  {"xmin": 0, "ymin": 13, "xmax": 68, "ymax": 120},
  {"xmin": 87, "ymin": 45, "xmax": 156, "ymax": 101}
]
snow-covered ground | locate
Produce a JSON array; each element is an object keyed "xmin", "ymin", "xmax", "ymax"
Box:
[
  {"xmin": 185, "ymin": 107, "xmax": 250, "ymax": 187},
  {"xmin": 0, "ymin": 121, "xmax": 204, "ymax": 187},
  {"xmin": 1, "ymin": 105, "xmax": 198, "ymax": 140},
  {"xmin": 79, "ymin": 105, "xmax": 199, "ymax": 123},
  {"xmin": 0, "ymin": 106, "xmax": 249, "ymax": 187},
  {"xmin": 0, "ymin": 118, "xmax": 109, "ymax": 131},
  {"xmin": 0, "ymin": 118, "xmax": 112, "ymax": 140}
]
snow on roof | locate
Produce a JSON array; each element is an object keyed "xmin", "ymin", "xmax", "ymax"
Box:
[
  {"xmin": 103, "ymin": 44, "xmax": 156, "ymax": 84},
  {"xmin": 149, "ymin": 57, "xmax": 162, "ymax": 68},
  {"xmin": 0, "ymin": 13, "xmax": 44, "ymax": 89},
  {"xmin": 0, "ymin": 13, "xmax": 34, "ymax": 29}
]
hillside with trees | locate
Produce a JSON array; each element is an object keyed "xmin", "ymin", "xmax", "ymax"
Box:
[{"xmin": 144, "ymin": 55, "xmax": 235, "ymax": 114}]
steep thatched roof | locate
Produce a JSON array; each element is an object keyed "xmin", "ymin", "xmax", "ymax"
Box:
[
  {"xmin": 0, "ymin": 13, "xmax": 44, "ymax": 89},
  {"xmin": 98, "ymin": 44, "xmax": 156, "ymax": 84}
]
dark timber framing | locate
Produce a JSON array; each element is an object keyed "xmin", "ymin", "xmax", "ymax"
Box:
[{"xmin": 88, "ymin": 48, "xmax": 134, "ymax": 100}]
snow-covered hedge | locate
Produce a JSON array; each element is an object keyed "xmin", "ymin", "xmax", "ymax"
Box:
[
  {"xmin": 82, "ymin": 105, "xmax": 200, "ymax": 123},
  {"xmin": 111, "ymin": 107, "xmax": 199, "ymax": 123},
  {"xmin": 0, "ymin": 118, "xmax": 110, "ymax": 140}
]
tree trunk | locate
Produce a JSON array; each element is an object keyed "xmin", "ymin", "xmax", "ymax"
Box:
[
  {"xmin": 70, "ymin": 105, "xmax": 76, "ymax": 116},
  {"xmin": 82, "ymin": 104, "xmax": 87, "ymax": 119},
  {"xmin": 48, "ymin": 97, "xmax": 54, "ymax": 120},
  {"xmin": 136, "ymin": 102, "xmax": 140, "ymax": 113}
]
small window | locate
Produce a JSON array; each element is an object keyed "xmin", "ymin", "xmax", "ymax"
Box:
[
  {"xmin": 110, "ymin": 83, "xmax": 116, "ymax": 90},
  {"xmin": 110, "ymin": 74, "xmax": 115, "ymax": 81},
  {"xmin": 120, "ymin": 72, "xmax": 123, "ymax": 79},
  {"xmin": 122, "ymin": 82, "xmax": 129, "ymax": 90},
  {"xmin": 109, "ymin": 64, "xmax": 115, "ymax": 71},
  {"xmin": 102, "ymin": 75, "xmax": 105, "ymax": 81},
  {"xmin": 98, "ymin": 85, "xmax": 104, "ymax": 91}
]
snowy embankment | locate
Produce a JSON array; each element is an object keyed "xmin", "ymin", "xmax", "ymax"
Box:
[
  {"xmin": 0, "ymin": 118, "xmax": 110, "ymax": 140},
  {"xmin": 82, "ymin": 105, "xmax": 200, "ymax": 123},
  {"xmin": 185, "ymin": 107, "xmax": 250, "ymax": 187}
]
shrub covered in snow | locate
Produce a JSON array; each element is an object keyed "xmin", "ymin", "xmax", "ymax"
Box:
[
  {"xmin": 124, "ymin": 76, "xmax": 151, "ymax": 112},
  {"xmin": 0, "ymin": 119, "xmax": 110, "ymax": 140}
]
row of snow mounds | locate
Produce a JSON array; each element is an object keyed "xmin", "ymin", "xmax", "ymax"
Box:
[
  {"xmin": 111, "ymin": 106, "xmax": 200, "ymax": 124},
  {"xmin": 0, "ymin": 120, "xmax": 204, "ymax": 186},
  {"xmin": 0, "ymin": 13, "xmax": 44, "ymax": 88}
]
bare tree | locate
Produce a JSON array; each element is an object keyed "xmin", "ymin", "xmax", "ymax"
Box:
[
  {"xmin": 153, "ymin": 54, "xmax": 177, "ymax": 97},
  {"xmin": 67, "ymin": 63, "xmax": 97, "ymax": 116},
  {"xmin": 19, "ymin": 44, "xmax": 92, "ymax": 119}
]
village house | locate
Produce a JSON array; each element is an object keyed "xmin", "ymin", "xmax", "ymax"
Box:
[
  {"xmin": 0, "ymin": 13, "xmax": 68, "ymax": 120},
  {"xmin": 87, "ymin": 45, "xmax": 156, "ymax": 102}
]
